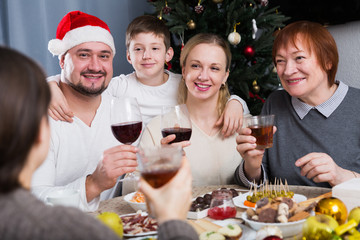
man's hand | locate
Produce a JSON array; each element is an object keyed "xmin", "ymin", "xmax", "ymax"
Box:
[{"xmin": 86, "ymin": 144, "xmax": 138, "ymax": 202}]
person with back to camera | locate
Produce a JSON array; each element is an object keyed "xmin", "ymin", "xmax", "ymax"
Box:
[
  {"xmin": 235, "ymin": 21, "xmax": 360, "ymax": 189},
  {"xmin": 0, "ymin": 46, "xmax": 198, "ymax": 240},
  {"xmin": 31, "ymin": 11, "xmax": 138, "ymax": 211},
  {"xmin": 139, "ymin": 33, "xmax": 250, "ymax": 188},
  {"xmin": 48, "ymin": 15, "xmax": 248, "ymax": 136}
]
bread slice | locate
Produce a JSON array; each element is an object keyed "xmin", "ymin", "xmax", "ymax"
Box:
[
  {"xmin": 218, "ymin": 224, "xmax": 242, "ymax": 240},
  {"xmin": 199, "ymin": 231, "xmax": 225, "ymax": 240}
]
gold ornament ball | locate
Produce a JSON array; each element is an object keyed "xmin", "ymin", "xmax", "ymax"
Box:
[
  {"xmin": 315, "ymin": 197, "xmax": 348, "ymax": 225},
  {"xmin": 212, "ymin": 0, "xmax": 224, "ymax": 3},
  {"xmin": 228, "ymin": 32, "xmax": 241, "ymax": 45},
  {"xmin": 187, "ymin": 20, "xmax": 196, "ymax": 30},
  {"xmin": 253, "ymin": 85, "xmax": 260, "ymax": 93}
]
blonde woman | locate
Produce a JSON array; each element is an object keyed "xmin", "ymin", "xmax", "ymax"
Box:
[{"xmin": 140, "ymin": 33, "xmax": 249, "ymax": 186}]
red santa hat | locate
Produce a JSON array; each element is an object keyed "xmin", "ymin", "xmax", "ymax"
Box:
[{"xmin": 48, "ymin": 11, "xmax": 116, "ymax": 56}]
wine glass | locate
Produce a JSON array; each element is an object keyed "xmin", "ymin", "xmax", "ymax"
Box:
[
  {"xmin": 161, "ymin": 104, "xmax": 192, "ymax": 144},
  {"xmin": 110, "ymin": 97, "xmax": 143, "ymax": 191},
  {"xmin": 110, "ymin": 97, "xmax": 143, "ymax": 145}
]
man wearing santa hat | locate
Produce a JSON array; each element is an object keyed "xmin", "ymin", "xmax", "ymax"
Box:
[{"xmin": 31, "ymin": 11, "xmax": 138, "ymax": 211}]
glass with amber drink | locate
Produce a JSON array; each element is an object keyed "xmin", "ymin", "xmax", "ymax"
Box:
[
  {"xmin": 137, "ymin": 145, "xmax": 182, "ymax": 188},
  {"xmin": 244, "ymin": 115, "xmax": 275, "ymax": 149}
]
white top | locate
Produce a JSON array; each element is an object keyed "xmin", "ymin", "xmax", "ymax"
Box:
[
  {"xmin": 31, "ymin": 94, "xmax": 119, "ymax": 211},
  {"xmin": 140, "ymin": 114, "xmax": 243, "ymax": 186},
  {"xmin": 48, "ymin": 70, "xmax": 249, "ymax": 126}
]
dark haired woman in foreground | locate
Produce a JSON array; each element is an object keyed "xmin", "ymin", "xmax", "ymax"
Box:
[{"xmin": 0, "ymin": 46, "xmax": 197, "ymax": 240}]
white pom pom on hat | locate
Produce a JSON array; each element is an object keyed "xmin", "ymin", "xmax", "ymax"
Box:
[{"xmin": 48, "ymin": 11, "xmax": 116, "ymax": 56}]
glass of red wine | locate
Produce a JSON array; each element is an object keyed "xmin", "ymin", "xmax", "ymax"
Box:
[
  {"xmin": 161, "ymin": 104, "xmax": 192, "ymax": 144},
  {"xmin": 110, "ymin": 97, "xmax": 143, "ymax": 184}
]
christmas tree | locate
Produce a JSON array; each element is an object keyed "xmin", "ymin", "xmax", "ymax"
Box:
[{"xmin": 147, "ymin": 0, "xmax": 289, "ymax": 114}]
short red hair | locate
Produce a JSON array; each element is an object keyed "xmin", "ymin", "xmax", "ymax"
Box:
[{"xmin": 272, "ymin": 21, "xmax": 339, "ymax": 86}]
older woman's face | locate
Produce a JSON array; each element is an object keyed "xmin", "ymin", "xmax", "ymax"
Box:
[
  {"xmin": 274, "ymin": 38, "xmax": 330, "ymax": 106},
  {"xmin": 182, "ymin": 43, "xmax": 229, "ymax": 102}
]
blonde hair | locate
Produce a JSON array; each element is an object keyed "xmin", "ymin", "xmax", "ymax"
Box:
[{"xmin": 178, "ymin": 33, "xmax": 231, "ymax": 116}]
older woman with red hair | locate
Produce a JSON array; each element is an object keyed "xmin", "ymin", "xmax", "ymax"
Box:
[{"xmin": 236, "ymin": 21, "xmax": 360, "ymax": 189}]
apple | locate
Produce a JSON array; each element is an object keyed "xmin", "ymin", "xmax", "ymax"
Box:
[
  {"xmin": 302, "ymin": 214, "xmax": 339, "ymax": 240},
  {"xmin": 348, "ymin": 207, "xmax": 360, "ymax": 225},
  {"xmin": 97, "ymin": 212, "xmax": 123, "ymax": 238}
]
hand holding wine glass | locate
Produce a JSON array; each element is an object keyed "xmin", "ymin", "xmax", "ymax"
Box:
[
  {"xmin": 161, "ymin": 104, "xmax": 192, "ymax": 144},
  {"xmin": 110, "ymin": 97, "xmax": 143, "ymax": 191}
]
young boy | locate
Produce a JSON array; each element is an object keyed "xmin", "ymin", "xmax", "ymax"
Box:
[{"xmin": 48, "ymin": 15, "xmax": 249, "ymax": 136}]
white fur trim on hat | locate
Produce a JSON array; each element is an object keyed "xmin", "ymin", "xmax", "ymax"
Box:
[{"xmin": 48, "ymin": 25, "xmax": 116, "ymax": 56}]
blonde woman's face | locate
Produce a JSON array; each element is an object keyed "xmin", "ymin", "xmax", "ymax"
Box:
[{"xmin": 182, "ymin": 43, "xmax": 229, "ymax": 102}]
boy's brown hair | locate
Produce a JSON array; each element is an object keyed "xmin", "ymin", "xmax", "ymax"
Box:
[{"xmin": 126, "ymin": 15, "xmax": 171, "ymax": 50}]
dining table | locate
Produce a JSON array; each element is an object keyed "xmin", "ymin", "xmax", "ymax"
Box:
[{"xmin": 89, "ymin": 184, "xmax": 331, "ymax": 240}]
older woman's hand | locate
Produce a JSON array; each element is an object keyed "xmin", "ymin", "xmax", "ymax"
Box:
[
  {"xmin": 236, "ymin": 127, "xmax": 265, "ymax": 182},
  {"xmin": 295, "ymin": 152, "xmax": 355, "ymax": 186},
  {"xmin": 138, "ymin": 156, "xmax": 192, "ymax": 224}
]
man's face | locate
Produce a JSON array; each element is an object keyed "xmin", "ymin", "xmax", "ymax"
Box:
[{"xmin": 61, "ymin": 42, "xmax": 114, "ymax": 96}]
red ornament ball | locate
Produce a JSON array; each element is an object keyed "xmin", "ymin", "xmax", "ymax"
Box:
[
  {"xmin": 244, "ymin": 45, "xmax": 255, "ymax": 58},
  {"xmin": 195, "ymin": 5, "xmax": 204, "ymax": 14},
  {"xmin": 263, "ymin": 236, "xmax": 282, "ymax": 240},
  {"xmin": 163, "ymin": 6, "xmax": 171, "ymax": 14}
]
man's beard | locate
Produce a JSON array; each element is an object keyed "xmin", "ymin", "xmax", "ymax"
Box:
[
  {"xmin": 62, "ymin": 55, "xmax": 108, "ymax": 97},
  {"xmin": 68, "ymin": 79, "xmax": 107, "ymax": 97}
]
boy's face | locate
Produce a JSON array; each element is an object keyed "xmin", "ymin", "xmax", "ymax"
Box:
[{"xmin": 127, "ymin": 33, "xmax": 173, "ymax": 83}]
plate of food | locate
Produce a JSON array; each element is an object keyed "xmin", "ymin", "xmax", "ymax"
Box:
[
  {"xmin": 233, "ymin": 192, "xmax": 307, "ymax": 209},
  {"xmin": 120, "ymin": 211, "xmax": 158, "ymax": 237}
]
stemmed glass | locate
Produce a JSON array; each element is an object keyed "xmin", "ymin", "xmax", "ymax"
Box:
[
  {"xmin": 161, "ymin": 104, "xmax": 192, "ymax": 144},
  {"xmin": 110, "ymin": 97, "xmax": 143, "ymax": 189}
]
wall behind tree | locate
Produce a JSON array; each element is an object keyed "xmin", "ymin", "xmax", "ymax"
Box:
[
  {"xmin": 0, "ymin": 0, "xmax": 153, "ymax": 77},
  {"xmin": 328, "ymin": 21, "xmax": 360, "ymax": 89},
  {"xmin": 269, "ymin": 0, "xmax": 360, "ymax": 89}
]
